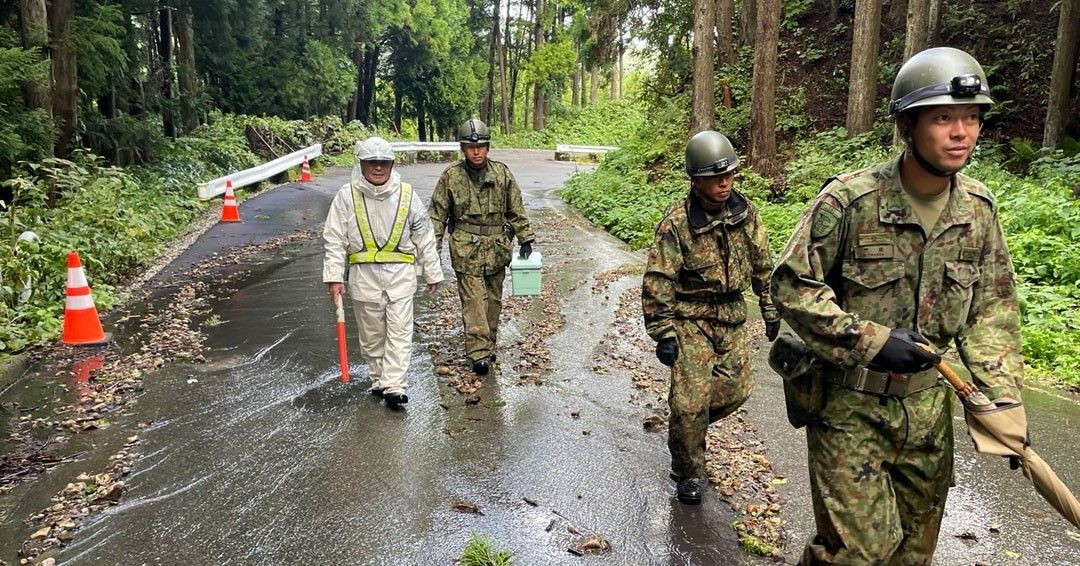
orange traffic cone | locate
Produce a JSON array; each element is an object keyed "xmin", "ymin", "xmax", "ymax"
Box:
[
  {"xmin": 62, "ymin": 251, "xmax": 111, "ymax": 345},
  {"xmin": 221, "ymin": 180, "xmax": 240, "ymax": 222},
  {"xmin": 300, "ymin": 155, "xmax": 312, "ymax": 182}
]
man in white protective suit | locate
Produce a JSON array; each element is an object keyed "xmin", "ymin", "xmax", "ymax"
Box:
[{"xmin": 323, "ymin": 136, "xmax": 443, "ymax": 410}]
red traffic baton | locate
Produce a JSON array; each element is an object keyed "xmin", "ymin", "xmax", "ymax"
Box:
[{"xmin": 334, "ymin": 294, "xmax": 349, "ymax": 383}]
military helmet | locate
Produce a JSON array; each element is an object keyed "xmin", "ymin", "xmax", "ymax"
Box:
[
  {"xmin": 889, "ymin": 47, "xmax": 994, "ymax": 115},
  {"xmin": 457, "ymin": 119, "xmax": 491, "ymax": 143},
  {"xmin": 685, "ymin": 130, "xmax": 739, "ymax": 177},
  {"xmin": 354, "ymin": 136, "xmax": 395, "ymax": 162}
]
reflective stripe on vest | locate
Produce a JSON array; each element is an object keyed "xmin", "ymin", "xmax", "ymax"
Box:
[{"xmin": 348, "ymin": 182, "xmax": 416, "ymax": 264}]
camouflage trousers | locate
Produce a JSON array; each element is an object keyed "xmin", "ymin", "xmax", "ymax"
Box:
[
  {"xmin": 801, "ymin": 383, "xmax": 954, "ymax": 566},
  {"xmin": 456, "ymin": 269, "xmax": 505, "ymax": 363},
  {"xmin": 669, "ymin": 319, "xmax": 753, "ymax": 479}
]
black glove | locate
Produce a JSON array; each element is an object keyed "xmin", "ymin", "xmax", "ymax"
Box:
[
  {"xmin": 869, "ymin": 328, "xmax": 940, "ymax": 374},
  {"xmin": 765, "ymin": 320, "xmax": 781, "ymax": 342},
  {"xmin": 519, "ymin": 241, "xmax": 533, "ymax": 259},
  {"xmin": 655, "ymin": 338, "xmax": 678, "ymax": 367}
]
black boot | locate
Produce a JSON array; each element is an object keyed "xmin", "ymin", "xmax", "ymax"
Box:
[
  {"xmin": 676, "ymin": 478, "xmax": 702, "ymax": 505},
  {"xmin": 384, "ymin": 392, "xmax": 408, "ymax": 410},
  {"xmin": 472, "ymin": 359, "xmax": 490, "ymax": 375},
  {"xmin": 369, "ymin": 387, "xmax": 385, "ymax": 398}
]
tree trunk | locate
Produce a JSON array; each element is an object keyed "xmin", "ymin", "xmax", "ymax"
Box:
[
  {"xmin": 393, "ymin": 87, "xmax": 403, "ymax": 134},
  {"xmin": 902, "ymin": 0, "xmax": 929, "ymax": 62},
  {"xmin": 348, "ymin": 46, "xmax": 363, "ymax": 122},
  {"xmin": 749, "ymin": 0, "xmax": 780, "ymax": 176},
  {"xmin": 578, "ymin": 64, "xmax": 586, "ymax": 107},
  {"xmin": 20, "ymin": 0, "xmax": 51, "ymax": 117},
  {"xmin": 717, "ymin": 0, "xmax": 736, "ymax": 66},
  {"xmin": 360, "ymin": 47, "xmax": 377, "ymax": 124},
  {"xmin": 618, "ymin": 40, "xmax": 624, "ymax": 99},
  {"xmin": 609, "ymin": 64, "xmax": 617, "ymax": 100},
  {"xmin": 524, "ymin": 83, "xmax": 531, "ymax": 131},
  {"xmin": 740, "ymin": 0, "xmax": 757, "ymax": 47},
  {"xmin": 571, "ymin": 62, "xmax": 580, "ymax": 106},
  {"xmin": 888, "ymin": 0, "xmax": 907, "ymax": 27},
  {"xmin": 417, "ymin": 93, "xmax": 427, "ymax": 142},
  {"xmin": 174, "ymin": 8, "xmax": 198, "ymax": 133},
  {"xmin": 483, "ymin": 0, "xmax": 500, "ymax": 123},
  {"xmin": 589, "ymin": 65, "xmax": 598, "ymax": 106},
  {"xmin": 532, "ymin": 0, "xmax": 544, "ymax": 130},
  {"xmin": 691, "ymin": 0, "xmax": 717, "ymax": 133},
  {"xmin": 1043, "ymin": 0, "xmax": 1080, "ymax": 149},
  {"xmin": 366, "ymin": 46, "xmax": 378, "ymax": 124},
  {"xmin": 927, "ymin": 0, "xmax": 941, "ymax": 45},
  {"xmin": 50, "ymin": 0, "xmax": 76, "ymax": 159},
  {"xmin": 500, "ymin": 0, "xmax": 511, "ymax": 132},
  {"xmin": 846, "ymin": 0, "xmax": 882, "ymax": 136},
  {"xmin": 159, "ymin": 8, "xmax": 175, "ymax": 138}
]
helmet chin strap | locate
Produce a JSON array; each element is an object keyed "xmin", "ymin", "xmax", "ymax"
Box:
[{"xmin": 911, "ymin": 146, "xmax": 953, "ymax": 178}]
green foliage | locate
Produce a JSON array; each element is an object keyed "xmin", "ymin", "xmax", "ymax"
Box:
[
  {"xmin": 278, "ymin": 41, "xmax": 358, "ymax": 117},
  {"xmin": 0, "ymin": 155, "xmax": 202, "ymax": 353},
  {"xmin": 71, "ymin": 2, "xmax": 129, "ymax": 99},
  {"xmin": 457, "ymin": 534, "xmax": 512, "ymax": 566},
  {"xmin": 494, "ymin": 99, "xmax": 644, "ymax": 149},
  {"xmin": 523, "ymin": 37, "xmax": 578, "ymax": 96},
  {"xmin": 565, "ymin": 104, "xmax": 1080, "ymax": 387},
  {"xmin": 0, "ymin": 40, "xmax": 55, "ymax": 177}
]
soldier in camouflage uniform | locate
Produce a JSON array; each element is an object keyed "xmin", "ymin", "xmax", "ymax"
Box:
[
  {"xmin": 643, "ymin": 130, "xmax": 781, "ymax": 505},
  {"xmin": 771, "ymin": 47, "xmax": 1026, "ymax": 564},
  {"xmin": 429, "ymin": 119, "xmax": 535, "ymax": 375}
]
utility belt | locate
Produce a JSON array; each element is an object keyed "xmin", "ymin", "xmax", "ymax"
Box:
[
  {"xmin": 453, "ymin": 221, "xmax": 506, "ymax": 236},
  {"xmin": 769, "ymin": 332, "xmax": 940, "ymax": 429},
  {"xmin": 833, "ymin": 366, "xmax": 940, "ymax": 397},
  {"xmin": 673, "ymin": 289, "xmax": 744, "ymax": 304}
]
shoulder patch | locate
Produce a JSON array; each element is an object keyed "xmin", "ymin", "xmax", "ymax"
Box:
[{"xmin": 811, "ymin": 200, "xmax": 843, "ymax": 239}]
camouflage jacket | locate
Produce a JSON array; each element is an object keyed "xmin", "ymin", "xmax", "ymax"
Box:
[
  {"xmin": 643, "ymin": 190, "xmax": 779, "ymax": 342},
  {"xmin": 428, "ymin": 159, "xmax": 535, "ymax": 276},
  {"xmin": 771, "ymin": 157, "xmax": 1023, "ymax": 401}
]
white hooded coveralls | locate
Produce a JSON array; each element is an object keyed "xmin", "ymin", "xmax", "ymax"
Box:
[{"xmin": 323, "ymin": 169, "xmax": 443, "ymax": 394}]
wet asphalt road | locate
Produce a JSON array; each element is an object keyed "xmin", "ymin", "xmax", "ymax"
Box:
[
  {"xmin": 1, "ymin": 151, "xmax": 756, "ymax": 565},
  {"xmin": 2, "ymin": 149, "xmax": 1079, "ymax": 565}
]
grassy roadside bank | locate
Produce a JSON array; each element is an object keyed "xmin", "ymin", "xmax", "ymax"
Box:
[
  {"xmin": 0, "ymin": 113, "xmax": 375, "ymax": 361},
  {"xmin": 563, "ymin": 126, "xmax": 1080, "ymax": 391}
]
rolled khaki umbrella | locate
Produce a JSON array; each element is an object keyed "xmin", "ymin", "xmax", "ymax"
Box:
[{"xmin": 931, "ymin": 355, "xmax": 1080, "ymax": 530}]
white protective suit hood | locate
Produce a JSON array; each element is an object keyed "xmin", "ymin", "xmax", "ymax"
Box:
[{"xmin": 351, "ymin": 167, "xmax": 402, "ymax": 201}]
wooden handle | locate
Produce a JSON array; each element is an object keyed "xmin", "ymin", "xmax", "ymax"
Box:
[{"xmin": 917, "ymin": 343, "xmax": 978, "ymax": 398}]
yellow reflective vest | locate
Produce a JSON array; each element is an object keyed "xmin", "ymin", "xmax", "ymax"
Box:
[{"xmin": 348, "ymin": 182, "xmax": 415, "ymax": 264}]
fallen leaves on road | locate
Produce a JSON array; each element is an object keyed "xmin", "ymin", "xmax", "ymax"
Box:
[
  {"xmin": 19, "ymin": 434, "xmax": 141, "ymax": 561},
  {"xmin": 642, "ymin": 414, "xmax": 665, "ymax": 430},
  {"xmin": 568, "ymin": 535, "xmax": 612, "ymax": 556},
  {"xmin": 13, "ymin": 230, "xmax": 316, "ymax": 559},
  {"xmin": 451, "ymin": 499, "xmax": 484, "ymax": 515},
  {"xmin": 594, "ymin": 283, "xmax": 790, "ymax": 555},
  {"xmin": 955, "ymin": 531, "xmax": 978, "ymax": 542}
]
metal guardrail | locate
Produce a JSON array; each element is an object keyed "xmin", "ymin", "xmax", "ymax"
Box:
[
  {"xmin": 555, "ymin": 144, "xmax": 619, "ymax": 156},
  {"xmin": 388, "ymin": 141, "xmax": 460, "ymax": 152},
  {"xmin": 197, "ymin": 143, "xmax": 322, "ymax": 200}
]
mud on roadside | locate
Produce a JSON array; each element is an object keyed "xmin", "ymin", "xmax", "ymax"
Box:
[{"xmin": 7, "ymin": 229, "xmax": 315, "ymax": 564}]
